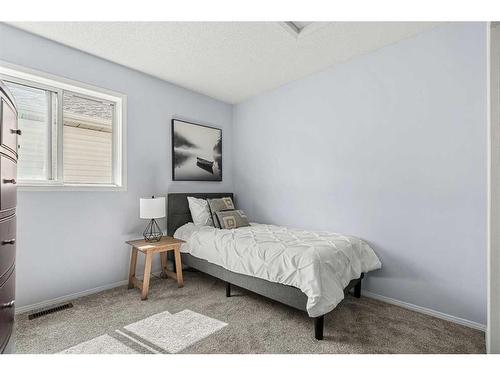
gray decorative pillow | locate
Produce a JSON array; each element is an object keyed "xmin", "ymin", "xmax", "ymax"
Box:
[
  {"xmin": 208, "ymin": 197, "xmax": 235, "ymax": 228},
  {"xmin": 215, "ymin": 209, "xmax": 250, "ymax": 230}
]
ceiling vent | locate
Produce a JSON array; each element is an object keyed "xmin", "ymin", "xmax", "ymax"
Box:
[
  {"xmin": 280, "ymin": 21, "xmax": 327, "ymax": 39},
  {"xmin": 284, "ymin": 21, "xmax": 312, "ymax": 34}
]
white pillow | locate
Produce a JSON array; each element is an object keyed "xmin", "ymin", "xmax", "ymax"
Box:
[{"xmin": 187, "ymin": 197, "xmax": 214, "ymax": 226}]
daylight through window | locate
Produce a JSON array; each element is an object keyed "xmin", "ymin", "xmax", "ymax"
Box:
[{"xmin": 0, "ymin": 66, "xmax": 125, "ymax": 190}]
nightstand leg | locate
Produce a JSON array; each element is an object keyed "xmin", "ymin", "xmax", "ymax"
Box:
[
  {"xmin": 160, "ymin": 252, "xmax": 168, "ymax": 278},
  {"xmin": 174, "ymin": 246, "xmax": 184, "ymax": 288},
  {"xmin": 141, "ymin": 252, "xmax": 153, "ymax": 300},
  {"xmin": 128, "ymin": 247, "xmax": 138, "ymax": 289}
]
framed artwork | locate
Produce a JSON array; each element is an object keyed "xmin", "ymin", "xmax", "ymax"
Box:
[{"xmin": 171, "ymin": 119, "xmax": 222, "ymax": 181}]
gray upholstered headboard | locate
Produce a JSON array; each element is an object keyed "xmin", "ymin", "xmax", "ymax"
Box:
[{"xmin": 167, "ymin": 193, "xmax": 234, "ymax": 236}]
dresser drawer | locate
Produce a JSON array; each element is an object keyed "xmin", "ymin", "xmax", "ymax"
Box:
[
  {"xmin": 0, "ymin": 157, "xmax": 17, "ymax": 213},
  {"xmin": 0, "ymin": 98, "xmax": 18, "ymax": 158},
  {"xmin": 0, "ymin": 269, "xmax": 15, "ymax": 352},
  {"xmin": 0, "ymin": 216, "xmax": 15, "ymax": 285}
]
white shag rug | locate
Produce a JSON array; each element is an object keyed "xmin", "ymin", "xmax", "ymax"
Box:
[
  {"xmin": 59, "ymin": 334, "xmax": 138, "ymax": 354},
  {"xmin": 59, "ymin": 309, "xmax": 227, "ymax": 354}
]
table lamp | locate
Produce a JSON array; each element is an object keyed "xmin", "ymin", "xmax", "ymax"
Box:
[{"xmin": 140, "ymin": 196, "xmax": 165, "ymax": 242}]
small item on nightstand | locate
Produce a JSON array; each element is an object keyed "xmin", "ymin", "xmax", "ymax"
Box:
[{"xmin": 140, "ymin": 196, "xmax": 166, "ymax": 242}]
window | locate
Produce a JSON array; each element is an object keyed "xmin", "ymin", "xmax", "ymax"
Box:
[
  {"xmin": 4, "ymin": 81, "xmax": 57, "ymax": 181},
  {"xmin": 0, "ymin": 62, "xmax": 126, "ymax": 190},
  {"xmin": 63, "ymin": 92, "xmax": 113, "ymax": 184}
]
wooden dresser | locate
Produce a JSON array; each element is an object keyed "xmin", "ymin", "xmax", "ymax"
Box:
[{"xmin": 0, "ymin": 80, "xmax": 18, "ymax": 354}]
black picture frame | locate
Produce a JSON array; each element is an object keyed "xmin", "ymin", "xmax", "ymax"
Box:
[{"xmin": 171, "ymin": 118, "xmax": 222, "ymax": 181}]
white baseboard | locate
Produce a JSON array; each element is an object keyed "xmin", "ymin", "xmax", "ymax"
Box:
[
  {"xmin": 15, "ymin": 271, "xmax": 163, "ymax": 315},
  {"xmin": 362, "ymin": 290, "xmax": 486, "ymax": 332},
  {"xmin": 15, "ymin": 275, "xmax": 486, "ymax": 333}
]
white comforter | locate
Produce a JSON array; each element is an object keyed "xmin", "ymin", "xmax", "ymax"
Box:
[{"xmin": 174, "ymin": 223, "xmax": 381, "ymax": 317}]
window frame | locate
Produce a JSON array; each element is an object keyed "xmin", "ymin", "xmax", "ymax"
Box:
[{"xmin": 0, "ymin": 60, "xmax": 127, "ymax": 191}]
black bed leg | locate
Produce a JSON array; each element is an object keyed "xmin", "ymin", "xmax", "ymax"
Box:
[
  {"xmin": 225, "ymin": 282, "xmax": 231, "ymax": 297},
  {"xmin": 314, "ymin": 316, "xmax": 324, "ymax": 340},
  {"xmin": 354, "ymin": 278, "xmax": 362, "ymax": 298}
]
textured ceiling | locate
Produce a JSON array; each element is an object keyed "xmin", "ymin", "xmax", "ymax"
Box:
[{"xmin": 8, "ymin": 22, "xmax": 439, "ymax": 103}]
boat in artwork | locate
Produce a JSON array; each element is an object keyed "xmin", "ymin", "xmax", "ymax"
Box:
[
  {"xmin": 196, "ymin": 157, "xmax": 214, "ymax": 167},
  {"xmin": 196, "ymin": 157, "xmax": 215, "ymax": 174}
]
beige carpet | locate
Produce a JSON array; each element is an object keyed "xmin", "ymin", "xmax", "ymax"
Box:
[{"xmin": 14, "ymin": 271, "xmax": 485, "ymax": 354}]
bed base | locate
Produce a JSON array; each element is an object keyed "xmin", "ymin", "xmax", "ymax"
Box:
[
  {"xmin": 167, "ymin": 192, "xmax": 364, "ymax": 341},
  {"xmin": 314, "ymin": 316, "xmax": 325, "ymax": 340},
  {"xmin": 225, "ymin": 274, "xmax": 363, "ymax": 340},
  {"xmin": 184, "ymin": 252, "xmax": 363, "ymax": 340}
]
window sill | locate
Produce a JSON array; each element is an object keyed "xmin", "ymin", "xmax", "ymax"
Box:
[{"xmin": 17, "ymin": 183, "xmax": 127, "ymax": 192}]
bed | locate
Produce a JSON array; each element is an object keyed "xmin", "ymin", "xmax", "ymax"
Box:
[{"xmin": 167, "ymin": 192, "xmax": 381, "ymax": 340}]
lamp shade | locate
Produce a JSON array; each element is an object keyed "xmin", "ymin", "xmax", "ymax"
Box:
[{"xmin": 140, "ymin": 197, "xmax": 166, "ymax": 219}]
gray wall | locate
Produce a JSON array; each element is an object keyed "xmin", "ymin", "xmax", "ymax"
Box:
[
  {"xmin": 0, "ymin": 22, "xmax": 488, "ymax": 326},
  {"xmin": 233, "ymin": 23, "xmax": 487, "ymax": 325},
  {"xmin": 0, "ymin": 23, "xmax": 234, "ymax": 309}
]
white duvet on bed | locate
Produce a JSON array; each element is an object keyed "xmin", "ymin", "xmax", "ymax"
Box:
[{"xmin": 174, "ymin": 223, "xmax": 381, "ymax": 317}]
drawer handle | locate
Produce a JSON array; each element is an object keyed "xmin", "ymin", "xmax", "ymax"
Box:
[
  {"xmin": 1, "ymin": 239, "xmax": 15, "ymax": 245},
  {"xmin": 1, "ymin": 300, "xmax": 15, "ymax": 309},
  {"xmin": 3, "ymin": 179, "xmax": 16, "ymax": 184},
  {"xmin": 10, "ymin": 129, "xmax": 21, "ymax": 136}
]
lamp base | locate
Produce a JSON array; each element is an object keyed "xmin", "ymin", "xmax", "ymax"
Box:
[{"xmin": 143, "ymin": 219, "xmax": 163, "ymax": 242}]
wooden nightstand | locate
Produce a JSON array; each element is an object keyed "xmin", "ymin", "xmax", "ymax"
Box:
[{"xmin": 126, "ymin": 236, "xmax": 185, "ymax": 300}]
